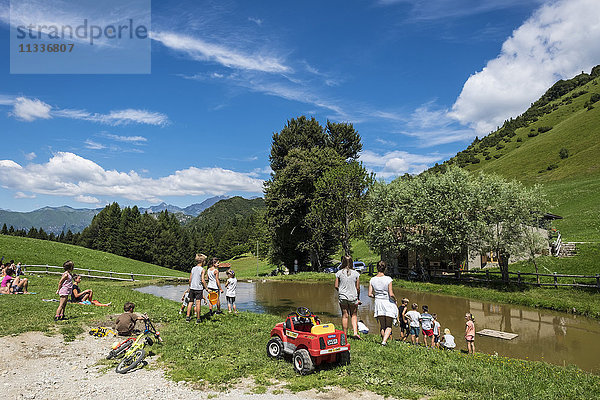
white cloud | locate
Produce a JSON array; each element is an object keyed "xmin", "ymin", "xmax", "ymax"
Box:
[
  {"xmin": 360, "ymin": 150, "xmax": 445, "ymax": 178},
  {"xmin": 11, "ymin": 97, "xmax": 52, "ymax": 121},
  {"xmin": 248, "ymin": 17, "xmax": 263, "ymax": 26},
  {"xmin": 103, "ymin": 134, "xmax": 147, "ymax": 143},
  {"xmin": 24, "ymin": 152, "xmax": 37, "ymax": 161},
  {"xmin": 152, "ymin": 31, "xmax": 290, "ymax": 73},
  {"xmin": 0, "ymin": 152, "xmax": 264, "ymax": 202},
  {"xmin": 75, "ymin": 195, "xmax": 99, "ymax": 204},
  {"xmin": 1, "ymin": 95, "xmax": 169, "ymax": 126},
  {"xmin": 84, "ymin": 140, "xmax": 106, "ymax": 150},
  {"xmin": 449, "ymin": 0, "xmax": 600, "ymax": 134},
  {"xmin": 14, "ymin": 192, "xmax": 36, "ymax": 199}
]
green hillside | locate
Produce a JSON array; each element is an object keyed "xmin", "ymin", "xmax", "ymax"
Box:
[
  {"xmin": 0, "ymin": 234, "xmax": 186, "ymax": 278},
  {"xmin": 0, "ymin": 206, "xmax": 99, "ymax": 234},
  {"xmin": 432, "ymin": 66, "xmax": 600, "ymax": 241}
]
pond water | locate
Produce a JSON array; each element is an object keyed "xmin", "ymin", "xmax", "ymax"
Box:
[{"xmin": 136, "ymin": 280, "xmax": 600, "ymax": 373}]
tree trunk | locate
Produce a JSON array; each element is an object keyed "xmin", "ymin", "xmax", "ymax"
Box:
[{"xmin": 499, "ymin": 251, "xmax": 510, "ymax": 283}]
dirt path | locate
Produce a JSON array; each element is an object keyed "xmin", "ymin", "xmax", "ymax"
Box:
[{"xmin": 0, "ymin": 332, "xmax": 390, "ymax": 400}]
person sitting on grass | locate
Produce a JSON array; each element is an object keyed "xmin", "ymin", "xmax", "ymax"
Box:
[
  {"xmin": 1, "ymin": 266, "xmax": 15, "ymax": 294},
  {"xmin": 116, "ymin": 302, "xmax": 147, "ymax": 336},
  {"xmin": 70, "ymin": 274, "xmax": 93, "ymax": 303}
]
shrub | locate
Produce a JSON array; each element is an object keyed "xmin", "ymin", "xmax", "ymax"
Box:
[
  {"xmin": 516, "ymin": 137, "xmax": 523, "ymax": 142},
  {"xmin": 528, "ymin": 131, "xmax": 539, "ymax": 137},
  {"xmin": 547, "ymin": 163, "xmax": 559, "ymax": 171},
  {"xmin": 496, "ymin": 144, "xmax": 505, "ymax": 150},
  {"xmin": 485, "ymin": 155, "xmax": 492, "ymax": 160},
  {"xmin": 559, "ymin": 148, "xmax": 569, "ymax": 159},
  {"xmin": 538, "ymin": 126, "xmax": 553, "ymax": 133}
]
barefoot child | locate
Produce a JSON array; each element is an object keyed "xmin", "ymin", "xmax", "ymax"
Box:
[
  {"xmin": 441, "ymin": 328, "xmax": 456, "ymax": 350},
  {"xmin": 432, "ymin": 313, "xmax": 441, "ymax": 349},
  {"xmin": 55, "ymin": 261, "xmax": 74, "ymax": 321},
  {"xmin": 465, "ymin": 312, "xmax": 475, "ymax": 354},
  {"xmin": 405, "ymin": 303, "xmax": 421, "ymax": 345},
  {"xmin": 179, "ymin": 288, "xmax": 190, "ymax": 314},
  {"xmin": 225, "ymin": 269, "xmax": 237, "ymax": 313},
  {"xmin": 420, "ymin": 305, "xmax": 434, "ymax": 348}
]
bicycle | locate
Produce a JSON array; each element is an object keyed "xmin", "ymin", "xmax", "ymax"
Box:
[{"xmin": 114, "ymin": 317, "xmax": 163, "ymax": 374}]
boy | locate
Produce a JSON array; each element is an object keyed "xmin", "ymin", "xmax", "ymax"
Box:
[
  {"xmin": 405, "ymin": 303, "xmax": 421, "ymax": 345},
  {"xmin": 179, "ymin": 288, "xmax": 190, "ymax": 314},
  {"xmin": 432, "ymin": 313, "xmax": 441, "ymax": 349},
  {"xmin": 116, "ymin": 302, "xmax": 146, "ymax": 336},
  {"xmin": 420, "ymin": 305, "xmax": 434, "ymax": 347}
]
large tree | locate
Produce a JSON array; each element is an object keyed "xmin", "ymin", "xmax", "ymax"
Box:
[{"xmin": 265, "ymin": 116, "xmax": 363, "ymax": 270}]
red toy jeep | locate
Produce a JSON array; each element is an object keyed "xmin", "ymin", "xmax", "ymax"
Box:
[{"xmin": 266, "ymin": 307, "xmax": 350, "ymax": 374}]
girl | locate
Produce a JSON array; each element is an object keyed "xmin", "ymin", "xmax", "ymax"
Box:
[
  {"xmin": 465, "ymin": 312, "xmax": 475, "ymax": 354},
  {"xmin": 205, "ymin": 257, "xmax": 223, "ymax": 314},
  {"xmin": 225, "ymin": 269, "xmax": 237, "ymax": 313},
  {"xmin": 334, "ymin": 255, "xmax": 361, "ymax": 339},
  {"xmin": 55, "ymin": 261, "xmax": 74, "ymax": 320},
  {"xmin": 368, "ymin": 261, "xmax": 397, "ymax": 345}
]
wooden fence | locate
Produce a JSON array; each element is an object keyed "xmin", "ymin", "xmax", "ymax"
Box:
[
  {"xmin": 22, "ymin": 264, "xmax": 187, "ymax": 282},
  {"xmin": 378, "ymin": 266, "xmax": 600, "ymax": 290}
]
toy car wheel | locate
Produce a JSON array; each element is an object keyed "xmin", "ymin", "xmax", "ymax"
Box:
[
  {"xmin": 292, "ymin": 349, "xmax": 314, "ymax": 375},
  {"xmin": 337, "ymin": 350, "xmax": 350, "ymax": 366},
  {"xmin": 266, "ymin": 336, "xmax": 284, "ymax": 359}
]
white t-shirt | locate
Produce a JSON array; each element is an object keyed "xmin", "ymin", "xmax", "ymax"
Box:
[
  {"xmin": 421, "ymin": 313, "xmax": 433, "ymax": 330},
  {"xmin": 226, "ymin": 277, "xmax": 237, "ymax": 297},
  {"xmin": 357, "ymin": 321, "xmax": 369, "ymax": 334},
  {"xmin": 433, "ymin": 320, "xmax": 441, "ymax": 336},
  {"xmin": 189, "ymin": 265, "xmax": 204, "ymax": 291},
  {"xmin": 442, "ymin": 334, "xmax": 456, "ymax": 348},
  {"xmin": 405, "ymin": 310, "xmax": 421, "ymax": 327},
  {"xmin": 335, "ymin": 269, "xmax": 360, "ymax": 301},
  {"xmin": 369, "ymin": 275, "xmax": 393, "ymax": 299}
]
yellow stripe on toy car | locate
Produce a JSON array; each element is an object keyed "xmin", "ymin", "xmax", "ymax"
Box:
[
  {"xmin": 286, "ymin": 331, "xmax": 299, "ymax": 339},
  {"xmin": 319, "ymin": 346, "xmax": 348, "ymax": 355}
]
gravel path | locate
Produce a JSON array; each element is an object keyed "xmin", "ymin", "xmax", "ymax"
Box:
[{"xmin": 0, "ymin": 331, "xmax": 389, "ymax": 400}]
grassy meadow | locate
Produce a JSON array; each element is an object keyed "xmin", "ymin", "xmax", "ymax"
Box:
[
  {"xmin": 2, "ymin": 275, "xmax": 599, "ymax": 399},
  {"xmin": 0, "ymin": 234, "xmax": 187, "ymax": 278}
]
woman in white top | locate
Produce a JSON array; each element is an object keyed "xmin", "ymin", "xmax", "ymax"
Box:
[
  {"xmin": 368, "ymin": 261, "xmax": 398, "ymax": 345},
  {"xmin": 334, "ymin": 255, "xmax": 361, "ymax": 339},
  {"xmin": 205, "ymin": 257, "xmax": 223, "ymax": 314}
]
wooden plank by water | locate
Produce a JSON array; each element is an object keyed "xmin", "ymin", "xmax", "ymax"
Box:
[{"xmin": 477, "ymin": 329, "xmax": 518, "ymax": 340}]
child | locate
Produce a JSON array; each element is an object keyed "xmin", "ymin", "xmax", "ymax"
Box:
[
  {"xmin": 179, "ymin": 288, "xmax": 190, "ymax": 314},
  {"xmin": 205, "ymin": 258, "xmax": 223, "ymax": 314},
  {"xmin": 398, "ymin": 298, "xmax": 409, "ymax": 342},
  {"xmin": 55, "ymin": 261, "xmax": 74, "ymax": 321},
  {"xmin": 405, "ymin": 303, "xmax": 421, "ymax": 345},
  {"xmin": 440, "ymin": 328, "xmax": 456, "ymax": 350},
  {"xmin": 116, "ymin": 302, "xmax": 146, "ymax": 336},
  {"xmin": 465, "ymin": 312, "xmax": 475, "ymax": 354},
  {"xmin": 357, "ymin": 319, "xmax": 369, "ymax": 335},
  {"xmin": 71, "ymin": 274, "xmax": 93, "ymax": 302},
  {"xmin": 225, "ymin": 269, "xmax": 237, "ymax": 313},
  {"xmin": 420, "ymin": 305, "xmax": 434, "ymax": 347},
  {"xmin": 0, "ymin": 267, "xmax": 14, "ymax": 294},
  {"xmin": 432, "ymin": 313, "xmax": 441, "ymax": 349},
  {"xmin": 187, "ymin": 253, "xmax": 207, "ymax": 323}
]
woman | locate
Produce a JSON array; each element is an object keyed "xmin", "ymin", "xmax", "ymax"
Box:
[
  {"xmin": 368, "ymin": 261, "xmax": 397, "ymax": 345},
  {"xmin": 205, "ymin": 257, "xmax": 223, "ymax": 314},
  {"xmin": 334, "ymin": 255, "xmax": 361, "ymax": 338}
]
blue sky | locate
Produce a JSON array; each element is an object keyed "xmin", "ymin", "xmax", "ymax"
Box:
[{"xmin": 1, "ymin": 0, "xmax": 599, "ymax": 211}]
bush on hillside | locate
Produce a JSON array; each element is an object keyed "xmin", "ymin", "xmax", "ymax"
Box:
[
  {"xmin": 538, "ymin": 126, "xmax": 553, "ymax": 133},
  {"xmin": 559, "ymin": 148, "xmax": 569, "ymax": 159},
  {"xmin": 547, "ymin": 163, "xmax": 559, "ymax": 171}
]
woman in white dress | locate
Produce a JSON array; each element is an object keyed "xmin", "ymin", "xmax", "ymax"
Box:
[{"xmin": 368, "ymin": 261, "xmax": 397, "ymax": 345}]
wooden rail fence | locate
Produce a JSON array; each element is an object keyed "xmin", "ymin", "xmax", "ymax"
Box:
[
  {"xmin": 22, "ymin": 264, "xmax": 187, "ymax": 282},
  {"xmin": 374, "ymin": 266, "xmax": 600, "ymax": 290}
]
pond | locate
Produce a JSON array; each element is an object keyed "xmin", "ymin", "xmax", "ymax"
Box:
[{"xmin": 136, "ymin": 279, "xmax": 600, "ymax": 373}]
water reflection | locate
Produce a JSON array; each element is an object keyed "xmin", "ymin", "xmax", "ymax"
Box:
[{"xmin": 136, "ymin": 280, "xmax": 600, "ymax": 373}]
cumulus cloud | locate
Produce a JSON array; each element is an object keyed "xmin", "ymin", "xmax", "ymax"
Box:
[
  {"xmin": 152, "ymin": 31, "xmax": 290, "ymax": 73},
  {"xmin": 0, "ymin": 152, "xmax": 264, "ymax": 203},
  {"xmin": 360, "ymin": 150, "xmax": 445, "ymax": 178},
  {"xmin": 449, "ymin": 0, "xmax": 600, "ymax": 134},
  {"xmin": 75, "ymin": 195, "xmax": 99, "ymax": 204},
  {"xmin": 11, "ymin": 97, "xmax": 52, "ymax": 121},
  {"xmin": 24, "ymin": 152, "xmax": 37, "ymax": 161}
]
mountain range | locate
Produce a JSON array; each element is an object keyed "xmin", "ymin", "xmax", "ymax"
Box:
[{"xmin": 0, "ymin": 195, "xmax": 232, "ymax": 234}]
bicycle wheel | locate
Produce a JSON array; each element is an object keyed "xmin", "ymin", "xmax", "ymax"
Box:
[
  {"xmin": 115, "ymin": 348, "xmax": 146, "ymax": 374},
  {"xmin": 107, "ymin": 338, "xmax": 134, "ymax": 360}
]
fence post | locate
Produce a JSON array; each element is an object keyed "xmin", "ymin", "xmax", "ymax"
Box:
[
  {"xmin": 596, "ymin": 274, "xmax": 599, "ymax": 290},
  {"xmin": 46, "ymin": 264, "xmax": 48, "ymax": 274},
  {"xmin": 486, "ymin": 270, "xmax": 490, "ymax": 283},
  {"xmin": 87, "ymin": 269, "xmax": 90, "ymax": 277},
  {"xmin": 554, "ymin": 272, "xmax": 558, "ymax": 289},
  {"xmin": 517, "ymin": 271, "xmax": 521, "ymax": 284},
  {"xmin": 110, "ymin": 271, "xmax": 113, "ymax": 279},
  {"xmin": 456, "ymin": 269, "xmax": 461, "ymax": 281},
  {"xmin": 131, "ymin": 273, "xmax": 135, "ymax": 281}
]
